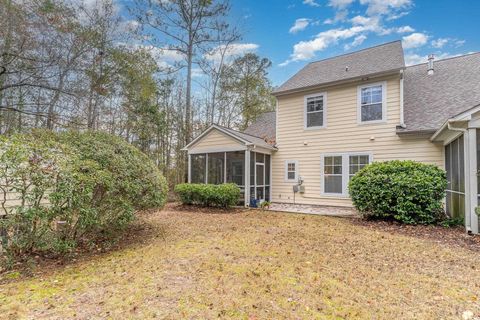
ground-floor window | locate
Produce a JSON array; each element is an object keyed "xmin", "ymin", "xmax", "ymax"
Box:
[
  {"xmin": 321, "ymin": 153, "xmax": 372, "ymax": 196},
  {"xmin": 445, "ymin": 135, "xmax": 465, "ymax": 218}
]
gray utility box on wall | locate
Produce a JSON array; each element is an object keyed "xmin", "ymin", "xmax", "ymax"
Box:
[{"xmin": 293, "ymin": 185, "xmax": 306, "ymax": 193}]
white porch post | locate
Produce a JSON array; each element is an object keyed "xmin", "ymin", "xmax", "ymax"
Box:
[
  {"xmin": 224, "ymin": 152, "xmax": 227, "ymax": 184},
  {"xmin": 187, "ymin": 154, "xmax": 191, "ymax": 183},
  {"xmin": 467, "ymin": 128, "xmax": 479, "ymax": 234},
  {"xmin": 245, "ymin": 150, "xmax": 250, "ymax": 207}
]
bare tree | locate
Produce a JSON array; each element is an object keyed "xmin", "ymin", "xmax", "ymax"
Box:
[{"xmin": 132, "ymin": 0, "xmax": 237, "ymax": 144}]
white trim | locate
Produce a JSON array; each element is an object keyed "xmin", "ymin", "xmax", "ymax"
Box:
[
  {"xmin": 248, "ymin": 146, "xmax": 274, "ymax": 155},
  {"xmin": 245, "ymin": 150, "xmax": 250, "ymax": 207},
  {"xmin": 284, "ymin": 160, "xmax": 298, "ymax": 183},
  {"xmin": 269, "ymin": 154, "xmax": 273, "ymax": 201},
  {"xmin": 443, "ymin": 131, "xmax": 464, "ymax": 146},
  {"xmin": 205, "ymin": 153, "xmax": 209, "ymax": 183},
  {"xmin": 187, "ymin": 154, "xmax": 192, "ymax": 183},
  {"xmin": 468, "ymin": 129, "xmax": 479, "ymax": 234},
  {"xmin": 320, "ymin": 152, "xmax": 373, "ymax": 197},
  {"xmin": 182, "ymin": 125, "xmax": 249, "ymax": 151},
  {"xmin": 275, "ymin": 98, "xmax": 279, "ymax": 145},
  {"xmin": 399, "ymin": 70, "xmax": 405, "ymax": 127},
  {"xmin": 304, "ymin": 92, "xmax": 327, "ymax": 130},
  {"xmin": 357, "ymin": 81, "xmax": 387, "ymax": 124},
  {"xmin": 188, "ymin": 146, "xmax": 247, "ymax": 154}
]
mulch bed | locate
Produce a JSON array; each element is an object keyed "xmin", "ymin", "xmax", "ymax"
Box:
[{"xmin": 351, "ymin": 218, "xmax": 480, "ymax": 252}]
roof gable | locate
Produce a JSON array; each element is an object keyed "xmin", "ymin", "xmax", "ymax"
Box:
[
  {"xmin": 274, "ymin": 41, "xmax": 405, "ymax": 95},
  {"xmin": 183, "ymin": 124, "xmax": 276, "ymax": 151}
]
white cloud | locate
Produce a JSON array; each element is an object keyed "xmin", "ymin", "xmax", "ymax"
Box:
[
  {"xmin": 431, "ymin": 38, "xmax": 466, "ymax": 49},
  {"xmin": 359, "ymin": 0, "xmax": 412, "ymax": 18},
  {"xmin": 395, "ymin": 25, "xmax": 414, "ymax": 33},
  {"xmin": 402, "ymin": 32, "xmax": 429, "ymax": 49},
  {"xmin": 454, "ymin": 39, "xmax": 466, "ymax": 47},
  {"xmin": 324, "ymin": 10, "xmax": 349, "ymax": 24},
  {"xmin": 281, "ymin": 25, "xmax": 376, "ymax": 65},
  {"xmin": 431, "ymin": 38, "xmax": 449, "ymax": 49},
  {"xmin": 289, "ymin": 18, "xmax": 311, "ymax": 34},
  {"xmin": 303, "ymin": 0, "xmax": 320, "ymax": 7},
  {"xmin": 403, "ymin": 53, "xmax": 425, "ymax": 66},
  {"xmin": 404, "ymin": 52, "xmax": 464, "ymax": 66},
  {"xmin": 205, "ymin": 43, "xmax": 259, "ymax": 63},
  {"xmin": 328, "ymin": 0, "xmax": 355, "ymax": 9},
  {"xmin": 344, "ymin": 34, "xmax": 367, "ymax": 50}
]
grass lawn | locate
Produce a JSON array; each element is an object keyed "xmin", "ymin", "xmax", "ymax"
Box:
[{"xmin": 1, "ymin": 204, "xmax": 479, "ymax": 319}]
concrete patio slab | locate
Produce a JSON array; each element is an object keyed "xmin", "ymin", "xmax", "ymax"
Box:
[{"xmin": 267, "ymin": 202, "xmax": 359, "ymax": 217}]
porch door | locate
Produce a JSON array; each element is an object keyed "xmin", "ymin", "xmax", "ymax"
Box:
[
  {"xmin": 256, "ymin": 162, "xmax": 265, "ymax": 200},
  {"xmin": 249, "ymin": 152, "xmax": 271, "ymax": 202},
  {"xmin": 445, "ymin": 134, "xmax": 465, "ymax": 218}
]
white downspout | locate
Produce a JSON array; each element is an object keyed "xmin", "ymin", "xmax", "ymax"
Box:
[
  {"xmin": 447, "ymin": 122, "xmax": 472, "ymax": 233},
  {"xmin": 399, "ymin": 70, "xmax": 406, "ymax": 128}
]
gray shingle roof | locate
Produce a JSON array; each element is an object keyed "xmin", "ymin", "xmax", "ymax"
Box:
[
  {"xmin": 401, "ymin": 52, "xmax": 480, "ymax": 133},
  {"xmin": 218, "ymin": 126, "xmax": 276, "ymax": 150},
  {"xmin": 243, "ymin": 112, "xmax": 276, "ymax": 142},
  {"xmin": 274, "ymin": 41, "xmax": 405, "ymax": 95}
]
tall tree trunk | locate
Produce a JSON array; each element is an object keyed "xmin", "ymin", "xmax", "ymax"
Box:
[{"xmin": 185, "ymin": 44, "xmax": 193, "ymax": 145}]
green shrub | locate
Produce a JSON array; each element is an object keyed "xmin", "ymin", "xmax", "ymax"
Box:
[
  {"xmin": 0, "ymin": 130, "xmax": 167, "ymax": 261},
  {"xmin": 348, "ymin": 160, "xmax": 447, "ymax": 224},
  {"xmin": 175, "ymin": 183, "xmax": 241, "ymax": 208}
]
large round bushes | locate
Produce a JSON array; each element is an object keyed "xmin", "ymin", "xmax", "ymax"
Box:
[
  {"xmin": 348, "ymin": 160, "xmax": 447, "ymax": 224},
  {"xmin": 0, "ymin": 130, "xmax": 167, "ymax": 258}
]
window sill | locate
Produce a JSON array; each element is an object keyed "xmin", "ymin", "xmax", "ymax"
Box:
[
  {"xmin": 320, "ymin": 193, "xmax": 350, "ymax": 198},
  {"xmin": 304, "ymin": 126, "xmax": 327, "ymax": 131},
  {"xmin": 357, "ymin": 119, "xmax": 387, "ymax": 125}
]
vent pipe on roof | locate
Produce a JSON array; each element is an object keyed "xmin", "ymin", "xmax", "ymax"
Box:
[{"xmin": 427, "ymin": 54, "xmax": 435, "ymax": 75}]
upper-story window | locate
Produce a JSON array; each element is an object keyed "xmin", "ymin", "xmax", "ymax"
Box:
[
  {"xmin": 304, "ymin": 93, "xmax": 326, "ymax": 129},
  {"xmin": 358, "ymin": 82, "xmax": 386, "ymax": 124}
]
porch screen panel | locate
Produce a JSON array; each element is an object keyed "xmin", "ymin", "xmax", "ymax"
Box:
[
  {"xmin": 207, "ymin": 152, "xmax": 224, "ymax": 184},
  {"xmin": 445, "ymin": 135, "xmax": 465, "ymax": 218},
  {"xmin": 226, "ymin": 151, "xmax": 245, "ymax": 186},
  {"xmin": 191, "ymin": 154, "xmax": 206, "ymax": 183}
]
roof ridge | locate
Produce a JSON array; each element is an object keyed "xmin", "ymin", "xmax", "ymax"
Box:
[
  {"xmin": 406, "ymin": 51, "xmax": 480, "ymax": 68},
  {"xmin": 215, "ymin": 124, "xmax": 266, "ymax": 140},
  {"xmin": 307, "ymin": 40, "xmax": 402, "ymax": 65}
]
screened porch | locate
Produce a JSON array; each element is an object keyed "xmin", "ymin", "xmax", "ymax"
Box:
[
  {"xmin": 183, "ymin": 125, "xmax": 276, "ymax": 207},
  {"xmin": 188, "ymin": 151, "xmax": 271, "ymax": 206}
]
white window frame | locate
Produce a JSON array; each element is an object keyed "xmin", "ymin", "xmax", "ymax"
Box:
[
  {"xmin": 304, "ymin": 92, "xmax": 327, "ymax": 130},
  {"xmin": 357, "ymin": 81, "xmax": 387, "ymax": 124},
  {"xmin": 284, "ymin": 160, "xmax": 298, "ymax": 182},
  {"xmin": 320, "ymin": 152, "xmax": 373, "ymax": 197}
]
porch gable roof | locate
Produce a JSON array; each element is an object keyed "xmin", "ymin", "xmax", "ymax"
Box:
[{"xmin": 182, "ymin": 124, "xmax": 277, "ymax": 152}]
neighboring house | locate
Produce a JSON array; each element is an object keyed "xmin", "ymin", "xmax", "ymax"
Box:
[{"xmin": 182, "ymin": 40, "xmax": 480, "ymax": 234}]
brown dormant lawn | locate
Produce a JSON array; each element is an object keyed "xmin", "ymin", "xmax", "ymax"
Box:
[{"xmin": 1, "ymin": 204, "xmax": 479, "ymax": 319}]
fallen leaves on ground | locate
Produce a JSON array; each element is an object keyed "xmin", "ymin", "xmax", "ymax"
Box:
[{"xmin": 1, "ymin": 203, "xmax": 479, "ymax": 319}]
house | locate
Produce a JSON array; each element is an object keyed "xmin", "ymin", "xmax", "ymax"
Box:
[{"xmin": 182, "ymin": 40, "xmax": 480, "ymax": 234}]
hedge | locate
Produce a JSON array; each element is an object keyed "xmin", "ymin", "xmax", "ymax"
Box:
[
  {"xmin": 0, "ymin": 130, "xmax": 167, "ymax": 261},
  {"xmin": 348, "ymin": 160, "xmax": 447, "ymax": 224},
  {"xmin": 175, "ymin": 183, "xmax": 241, "ymax": 208}
]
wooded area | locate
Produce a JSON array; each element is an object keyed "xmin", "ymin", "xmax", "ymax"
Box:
[{"xmin": 0, "ymin": 0, "xmax": 275, "ymax": 187}]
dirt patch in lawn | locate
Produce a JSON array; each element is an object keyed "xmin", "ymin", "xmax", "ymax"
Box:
[{"xmin": 1, "ymin": 203, "xmax": 480, "ymax": 319}]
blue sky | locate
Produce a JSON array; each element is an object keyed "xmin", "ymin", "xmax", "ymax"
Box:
[{"xmin": 226, "ymin": 0, "xmax": 480, "ymax": 86}]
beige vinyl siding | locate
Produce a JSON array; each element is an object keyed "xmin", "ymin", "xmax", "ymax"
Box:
[
  {"xmin": 189, "ymin": 129, "xmax": 244, "ymax": 153},
  {"xmin": 272, "ymin": 75, "xmax": 444, "ymax": 207}
]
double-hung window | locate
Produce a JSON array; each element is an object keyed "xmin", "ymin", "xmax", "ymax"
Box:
[
  {"xmin": 358, "ymin": 82, "xmax": 386, "ymax": 123},
  {"xmin": 285, "ymin": 160, "xmax": 298, "ymax": 182},
  {"xmin": 305, "ymin": 93, "xmax": 326, "ymax": 128},
  {"xmin": 321, "ymin": 153, "xmax": 372, "ymax": 196}
]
